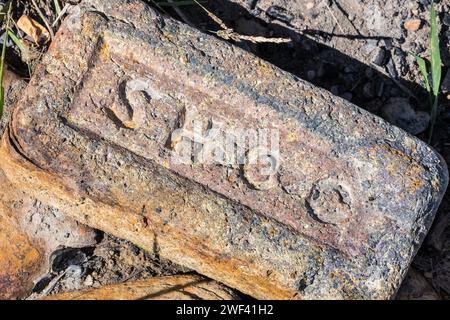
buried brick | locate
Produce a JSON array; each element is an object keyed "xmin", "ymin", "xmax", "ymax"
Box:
[
  {"xmin": 42, "ymin": 275, "xmax": 238, "ymax": 300},
  {"xmin": 0, "ymin": 0, "xmax": 447, "ymax": 299}
]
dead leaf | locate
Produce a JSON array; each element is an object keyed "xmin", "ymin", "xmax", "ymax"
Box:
[{"xmin": 17, "ymin": 15, "xmax": 50, "ymax": 45}]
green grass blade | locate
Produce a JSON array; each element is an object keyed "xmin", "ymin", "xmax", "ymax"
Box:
[
  {"xmin": 7, "ymin": 30, "xmax": 30, "ymax": 59},
  {"xmin": 411, "ymin": 53, "xmax": 431, "ymax": 95},
  {"xmin": 428, "ymin": 1, "xmax": 442, "ymax": 143},
  {"xmin": 0, "ymin": 30, "xmax": 9, "ymax": 118},
  {"xmin": 53, "ymin": 0, "xmax": 62, "ymax": 16},
  {"xmin": 430, "ymin": 1, "xmax": 442, "ymax": 98}
]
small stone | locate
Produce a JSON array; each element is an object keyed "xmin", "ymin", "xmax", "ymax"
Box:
[
  {"xmin": 443, "ymin": 13, "xmax": 450, "ymax": 27},
  {"xmin": 307, "ymin": 70, "xmax": 316, "ymax": 80},
  {"xmin": 66, "ymin": 265, "xmax": 84, "ymax": 277},
  {"xmin": 404, "ymin": 19, "xmax": 422, "ymax": 31},
  {"xmin": 84, "ymin": 275, "xmax": 94, "ymax": 287},
  {"xmin": 363, "ymin": 39, "xmax": 378, "ymax": 55},
  {"xmin": 266, "ymin": 6, "xmax": 293, "ymax": 24},
  {"xmin": 383, "ymin": 39, "xmax": 394, "ymax": 51},
  {"xmin": 372, "ymin": 48, "xmax": 386, "ymax": 66},
  {"xmin": 408, "ymin": 1, "xmax": 420, "ymax": 11},
  {"xmin": 381, "ymin": 98, "xmax": 430, "ymax": 135},
  {"xmin": 330, "ymin": 85, "xmax": 340, "ymax": 95},
  {"xmin": 51, "ymin": 248, "xmax": 88, "ymax": 273},
  {"xmin": 341, "ymin": 92, "xmax": 353, "ymax": 101}
]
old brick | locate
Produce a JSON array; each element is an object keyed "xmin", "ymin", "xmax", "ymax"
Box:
[
  {"xmin": 42, "ymin": 275, "xmax": 238, "ymax": 300},
  {"xmin": 0, "ymin": 0, "xmax": 447, "ymax": 299},
  {"xmin": 0, "ymin": 70, "xmax": 97, "ymax": 300}
]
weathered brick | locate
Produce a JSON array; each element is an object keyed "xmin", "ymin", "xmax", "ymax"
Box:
[
  {"xmin": 0, "ymin": 70, "xmax": 97, "ymax": 300},
  {"xmin": 0, "ymin": 0, "xmax": 447, "ymax": 299},
  {"xmin": 43, "ymin": 275, "xmax": 238, "ymax": 300}
]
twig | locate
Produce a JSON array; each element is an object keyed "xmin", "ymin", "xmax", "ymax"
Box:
[
  {"xmin": 26, "ymin": 270, "xmax": 67, "ymax": 300},
  {"xmin": 193, "ymin": 0, "xmax": 290, "ymax": 44},
  {"xmin": 321, "ymin": 0, "xmax": 344, "ymax": 34},
  {"xmin": 217, "ymin": 30, "xmax": 291, "ymax": 44},
  {"xmin": 51, "ymin": 3, "xmax": 72, "ymax": 28}
]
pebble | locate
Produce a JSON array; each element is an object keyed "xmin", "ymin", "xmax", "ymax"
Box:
[
  {"xmin": 330, "ymin": 85, "xmax": 340, "ymax": 95},
  {"xmin": 306, "ymin": 2, "xmax": 314, "ymax": 10},
  {"xmin": 404, "ymin": 19, "xmax": 422, "ymax": 31},
  {"xmin": 443, "ymin": 13, "xmax": 450, "ymax": 27},
  {"xmin": 363, "ymin": 39, "xmax": 378, "ymax": 55},
  {"xmin": 341, "ymin": 92, "xmax": 353, "ymax": 101},
  {"xmin": 383, "ymin": 39, "xmax": 394, "ymax": 51},
  {"xmin": 372, "ymin": 48, "xmax": 386, "ymax": 66},
  {"xmin": 266, "ymin": 6, "xmax": 294, "ymax": 24},
  {"xmin": 66, "ymin": 265, "xmax": 84, "ymax": 277},
  {"xmin": 307, "ymin": 70, "xmax": 316, "ymax": 80},
  {"xmin": 84, "ymin": 275, "xmax": 94, "ymax": 287},
  {"xmin": 381, "ymin": 98, "xmax": 430, "ymax": 135}
]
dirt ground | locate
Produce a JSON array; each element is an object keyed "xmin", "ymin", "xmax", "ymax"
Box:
[
  {"xmin": 27, "ymin": 234, "xmax": 190, "ymax": 299},
  {"xmin": 2, "ymin": 0, "xmax": 450, "ymax": 299}
]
